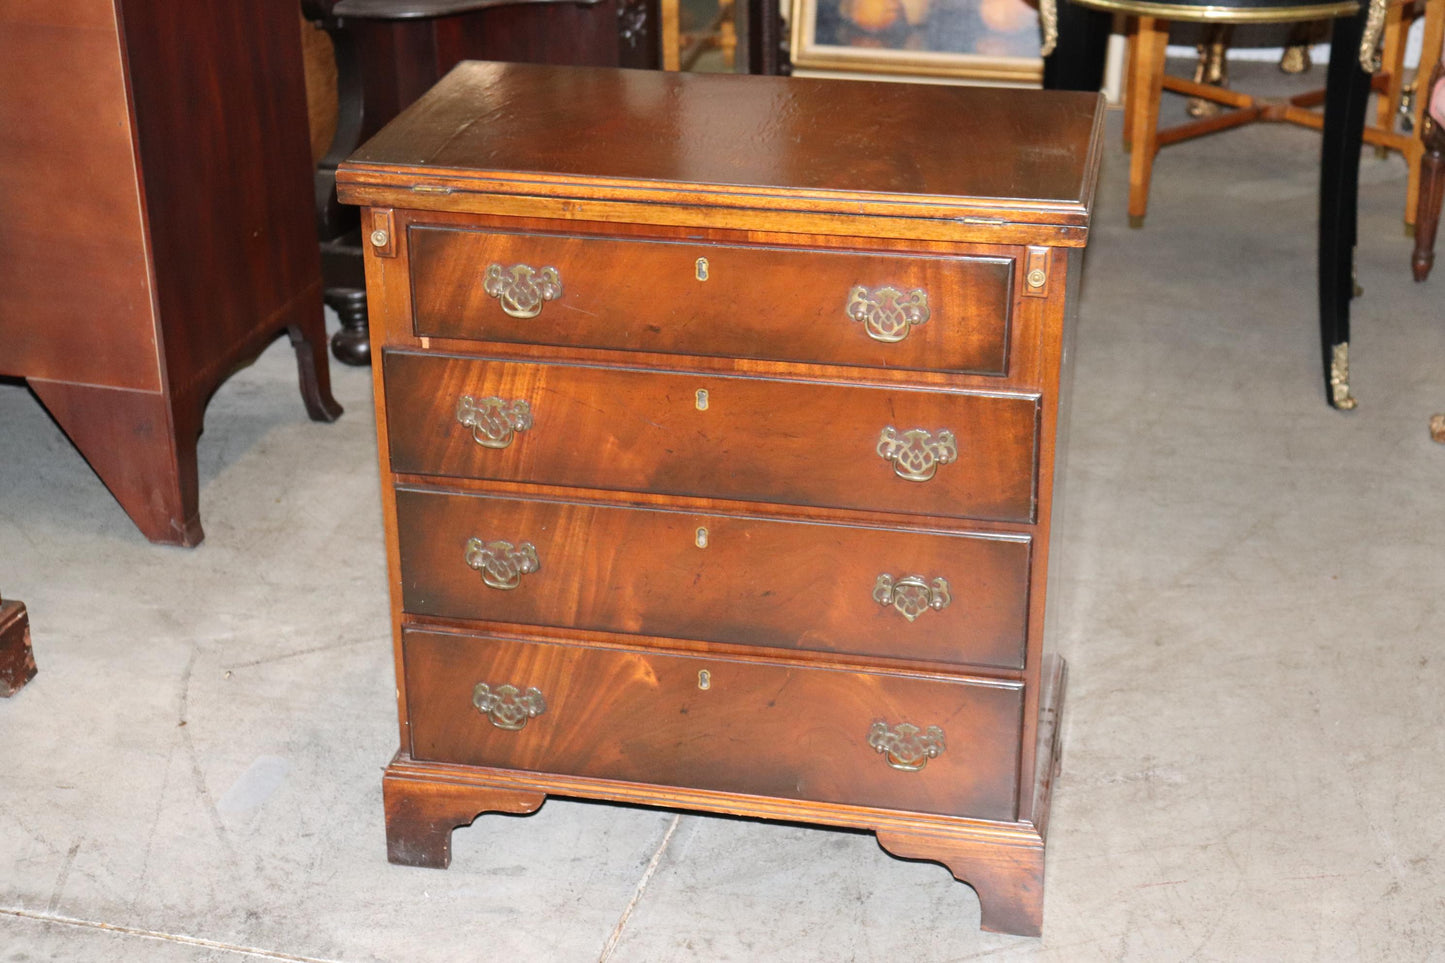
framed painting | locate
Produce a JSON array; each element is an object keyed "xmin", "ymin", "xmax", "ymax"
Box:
[{"xmin": 789, "ymin": 0, "xmax": 1044, "ymax": 84}]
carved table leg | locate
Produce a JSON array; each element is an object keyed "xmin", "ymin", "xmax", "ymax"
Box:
[
  {"xmin": 0, "ymin": 599, "xmax": 37, "ymax": 697},
  {"xmin": 325, "ymin": 288, "xmax": 371, "ymax": 368},
  {"xmin": 384, "ymin": 760, "xmax": 546, "ymax": 868},
  {"xmin": 289, "ymin": 321, "xmax": 344, "ymax": 423}
]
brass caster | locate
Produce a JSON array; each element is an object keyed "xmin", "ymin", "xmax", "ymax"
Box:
[
  {"xmin": 1405, "ymin": 222, "xmax": 1416, "ymax": 239},
  {"xmin": 1129, "ymin": 214, "xmax": 1145, "ymax": 229},
  {"xmin": 1330, "ymin": 343, "xmax": 1358, "ymax": 411},
  {"xmin": 1374, "ymin": 145, "xmax": 1390, "ymax": 160},
  {"xmin": 1431, "ymin": 414, "xmax": 1445, "ymax": 443}
]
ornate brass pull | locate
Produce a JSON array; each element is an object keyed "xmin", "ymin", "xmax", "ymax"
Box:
[
  {"xmin": 846, "ymin": 285, "xmax": 929, "ymax": 343},
  {"xmin": 873, "ymin": 574, "xmax": 951, "ymax": 622},
  {"xmin": 868, "ymin": 721, "xmax": 946, "ymax": 772},
  {"xmin": 483, "ymin": 263, "xmax": 562, "ymax": 319},
  {"xmin": 473, "ymin": 682, "xmax": 546, "ymax": 731},
  {"xmin": 877, "ymin": 427, "xmax": 957, "ymax": 482},
  {"xmin": 456, "ymin": 395, "xmax": 532, "ymax": 448},
  {"xmin": 465, "ymin": 537, "xmax": 540, "ymax": 590}
]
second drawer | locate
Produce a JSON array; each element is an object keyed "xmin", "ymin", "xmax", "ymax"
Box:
[
  {"xmin": 396, "ymin": 488, "xmax": 1031, "ymax": 670},
  {"xmin": 384, "ymin": 351, "xmax": 1040, "ymax": 524}
]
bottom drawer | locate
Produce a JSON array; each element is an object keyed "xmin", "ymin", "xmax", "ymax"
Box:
[{"xmin": 403, "ymin": 628, "xmax": 1023, "ymax": 822}]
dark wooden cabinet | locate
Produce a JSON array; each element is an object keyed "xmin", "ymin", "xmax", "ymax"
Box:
[
  {"xmin": 0, "ymin": 0, "xmax": 340, "ymax": 546},
  {"xmin": 338, "ymin": 61, "xmax": 1102, "ymax": 937}
]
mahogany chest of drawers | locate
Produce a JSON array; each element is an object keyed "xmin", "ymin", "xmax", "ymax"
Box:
[{"xmin": 337, "ymin": 61, "xmax": 1102, "ymax": 937}]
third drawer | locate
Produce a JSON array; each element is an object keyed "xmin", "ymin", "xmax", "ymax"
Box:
[{"xmin": 396, "ymin": 488, "xmax": 1032, "ymax": 670}]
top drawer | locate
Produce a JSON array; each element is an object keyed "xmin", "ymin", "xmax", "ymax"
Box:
[{"xmin": 408, "ymin": 226, "xmax": 1015, "ymax": 376}]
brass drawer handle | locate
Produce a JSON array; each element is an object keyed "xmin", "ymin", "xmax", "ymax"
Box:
[
  {"xmin": 456, "ymin": 395, "xmax": 532, "ymax": 449},
  {"xmin": 877, "ymin": 427, "xmax": 957, "ymax": 482},
  {"xmin": 846, "ymin": 284, "xmax": 929, "ymax": 343},
  {"xmin": 465, "ymin": 537, "xmax": 540, "ymax": 590},
  {"xmin": 483, "ymin": 262, "xmax": 562, "ymax": 319},
  {"xmin": 869, "ymin": 721, "xmax": 945, "ymax": 772},
  {"xmin": 873, "ymin": 574, "xmax": 951, "ymax": 622},
  {"xmin": 473, "ymin": 682, "xmax": 547, "ymax": 731}
]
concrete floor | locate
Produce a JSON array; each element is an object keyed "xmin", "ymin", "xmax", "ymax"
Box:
[{"xmin": 3, "ymin": 69, "xmax": 1444, "ymax": 961}]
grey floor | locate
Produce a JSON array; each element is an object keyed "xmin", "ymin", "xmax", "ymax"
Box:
[{"xmin": 3, "ymin": 67, "xmax": 1445, "ymax": 962}]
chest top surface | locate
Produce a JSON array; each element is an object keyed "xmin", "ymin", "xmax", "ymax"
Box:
[{"xmin": 338, "ymin": 61, "xmax": 1104, "ymax": 241}]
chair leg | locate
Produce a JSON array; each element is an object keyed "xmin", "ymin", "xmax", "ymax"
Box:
[
  {"xmin": 1414, "ymin": 139, "xmax": 1445, "ymax": 280},
  {"xmin": 1319, "ymin": 6, "xmax": 1372, "ymax": 410},
  {"xmin": 1376, "ymin": 0, "xmax": 1408, "ymax": 143},
  {"xmin": 1407, "ymin": 0, "xmax": 1445, "ymax": 231},
  {"xmin": 1128, "ymin": 17, "xmax": 1169, "ymax": 228}
]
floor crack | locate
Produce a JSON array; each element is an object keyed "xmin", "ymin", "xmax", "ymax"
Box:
[{"xmin": 596, "ymin": 814, "xmax": 683, "ymax": 962}]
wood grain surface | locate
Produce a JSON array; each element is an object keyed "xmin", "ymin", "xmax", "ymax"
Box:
[
  {"xmin": 403, "ymin": 627, "xmax": 1023, "ymax": 822},
  {"xmin": 408, "ymin": 224, "xmax": 1015, "ymax": 375},
  {"xmin": 383, "ymin": 351, "xmax": 1040, "ymax": 523},
  {"xmin": 395, "ymin": 488, "xmax": 1032, "ymax": 669}
]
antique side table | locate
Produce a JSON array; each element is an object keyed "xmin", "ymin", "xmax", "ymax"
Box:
[{"xmin": 338, "ymin": 61, "xmax": 1102, "ymax": 936}]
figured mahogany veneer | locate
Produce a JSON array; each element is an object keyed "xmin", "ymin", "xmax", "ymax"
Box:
[
  {"xmin": 338, "ymin": 61, "xmax": 1102, "ymax": 938},
  {"xmin": 383, "ymin": 351, "xmax": 1040, "ymax": 523},
  {"xmin": 404, "ymin": 627, "xmax": 1023, "ymax": 821},
  {"xmin": 409, "ymin": 226, "xmax": 1016, "ymax": 374},
  {"xmin": 395, "ymin": 488, "xmax": 1032, "ymax": 669}
]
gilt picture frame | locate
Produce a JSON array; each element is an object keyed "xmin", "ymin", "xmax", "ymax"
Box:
[{"xmin": 789, "ymin": 0, "xmax": 1045, "ymax": 84}]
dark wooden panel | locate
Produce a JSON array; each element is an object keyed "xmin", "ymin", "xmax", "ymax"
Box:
[
  {"xmin": 0, "ymin": 0, "xmax": 160, "ymax": 389},
  {"xmin": 403, "ymin": 628, "xmax": 1023, "ymax": 821},
  {"xmin": 118, "ymin": 0, "xmax": 324, "ymax": 390},
  {"xmin": 395, "ymin": 489, "xmax": 1032, "ymax": 669},
  {"xmin": 384, "ymin": 352, "xmax": 1040, "ymax": 522},
  {"xmin": 409, "ymin": 226, "xmax": 1014, "ymax": 375}
]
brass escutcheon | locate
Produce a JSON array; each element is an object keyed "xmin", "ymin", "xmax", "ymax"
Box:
[
  {"xmin": 472, "ymin": 682, "xmax": 546, "ymax": 731},
  {"xmin": 868, "ymin": 721, "xmax": 946, "ymax": 772},
  {"xmin": 456, "ymin": 395, "xmax": 532, "ymax": 448},
  {"xmin": 465, "ymin": 537, "xmax": 540, "ymax": 590},
  {"xmin": 846, "ymin": 285, "xmax": 930, "ymax": 343},
  {"xmin": 876, "ymin": 427, "xmax": 957, "ymax": 482},
  {"xmin": 483, "ymin": 263, "xmax": 562, "ymax": 319},
  {"xmin": 873, "ymin": 574, "xmax": 951, "ymax": 622}
]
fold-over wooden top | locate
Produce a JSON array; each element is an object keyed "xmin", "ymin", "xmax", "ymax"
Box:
[{"xmin": 337, "ymin": 61, "xmax": 1104, "ymax": 244}]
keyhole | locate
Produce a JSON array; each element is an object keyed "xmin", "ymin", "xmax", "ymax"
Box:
[
  {"xmin": 695, "ymin": 527, "xmax": 709, "ymax": 548},
  {"xmin": 695, "ymin": 389, "xmax": 709, "ymax": 411},
  {"xmin": 698, "ymin": 670, "xmax": 711, "ymax": 690},
  {"xmin": 695, "ymin": 257, "xmax": 709, "ymax": 281}
]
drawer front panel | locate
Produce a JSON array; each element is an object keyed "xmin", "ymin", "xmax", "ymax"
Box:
[
  {"xmin": 408, "ymin": 226, "xmax": 1014, "ymax": 375},
  {"xmin": 384, "ymin": 352, "xmax": 1039, "ymax": 523},
  {"xmin": 396, "ymin": 489, "xmax": 1031, "ymax": 670},
  {"xmin": 404, "ymin": 628, "xmax": 1023, "ymax": 821}
]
